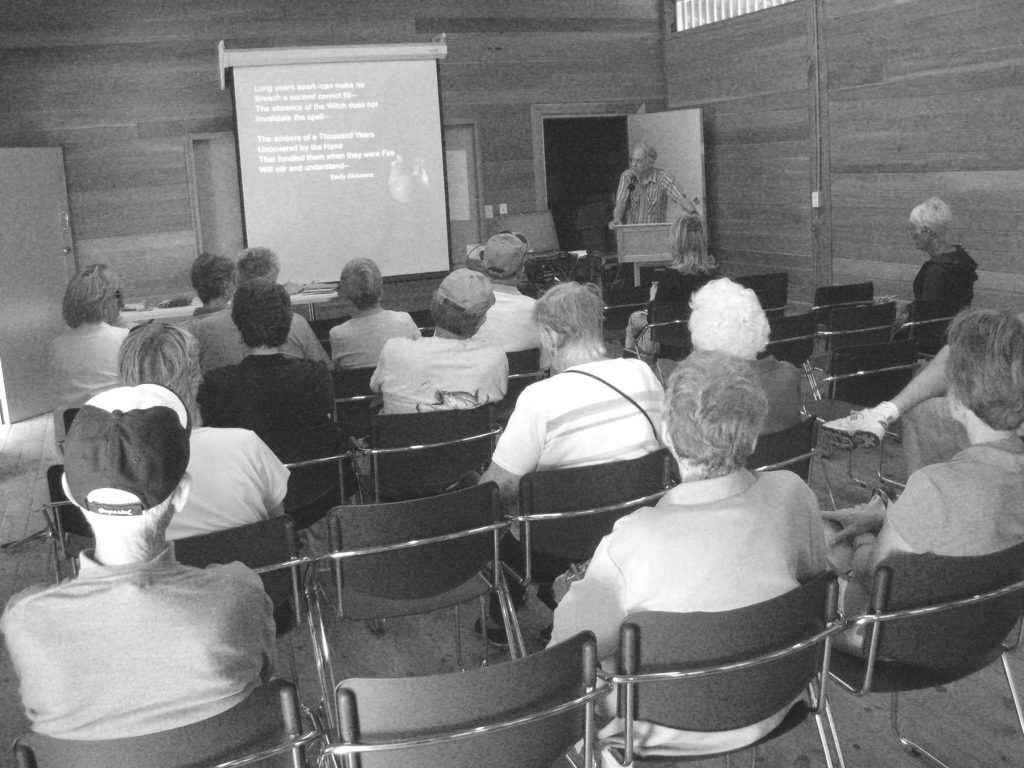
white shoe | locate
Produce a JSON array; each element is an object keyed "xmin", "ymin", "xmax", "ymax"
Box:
[{"xmin": 822, "ymin": 403, "xmax": 898, "ymax": 449}]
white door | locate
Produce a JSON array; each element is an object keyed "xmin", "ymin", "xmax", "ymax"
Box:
[
  {"xmin": 0, "ymin": 148, "xmax": 75, "ymax": 423},
  {"xmin": 444, "ymin": 123, "xmax": 483, "ymax": 265},
  {"xmin": 628, "ymin": 109, "xmax": 706, "ymax": 217}
]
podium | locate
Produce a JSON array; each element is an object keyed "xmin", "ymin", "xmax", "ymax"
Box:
[{"xmin": 615, "ymin": 223, "xmax": 673, "ymax": 286}]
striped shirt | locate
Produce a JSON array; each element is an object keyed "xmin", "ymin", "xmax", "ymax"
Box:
[
  {"xmin": 614, "ymin": 167, "xmax": 688, "ymax": 224},
  {"xmin": 491, "ymin": 358, "xmax": 665, "ymax": 476}
]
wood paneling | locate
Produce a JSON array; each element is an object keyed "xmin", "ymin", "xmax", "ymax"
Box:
[
  {"xmin": 0, "ymin": 0, "xmax": 663, "ymax": 301},
  {"xmin": 826, "ymin": 0, "xmax": 1024, "ymax": 310},
  {"xmin": 664, "ymin": 1, "xmax": 815, "ymax": 300}
]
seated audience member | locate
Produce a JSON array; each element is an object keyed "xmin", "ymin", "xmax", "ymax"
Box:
[
  {"xmin": 371, "ymin": 268, "xmax": 508, "ymax": 413},
  {"xmin": 191, "ymin": 246, "xmax": 329, "ymax": 372},
  {"xmin": 118, "ymin": 322, "xmax": 289, "ymax": 540},
  {"xmin": 0, "ymin": 384, "xmax": 275, "ymax": 740},
  {"xmin": 824, "ymin": 308, "xmax": 1024, "ymax": 623},
  {"xmin": 625, "ymin": 212, "xmax": 717, "ymax": 354},
  {"xmin": 329, "ymin": 257, "xmax": 419, "ymax": 370},
  {"xmin": 50, "ymin": 263, "xmax": 128, "ymax": 447},
  {"xmin": 473, "ymin": 231, "xmax": 547, "ymax": 368},
  {"xmin": 549, "ymin": 351, "xmax": 827, "ymax": 762},
  {"xmin": 688, "ymin": 278, "xmax": 803, "ymax": 433},
  {"xmin": 188, "ymin": 252, "xmax": 235, "ymax": 319},
  {"xmin": 197, "ymin": 278, "xmax": 336, "ymax": 461},
  {"xmin": 477, "ymin": 281, "xmax": 665, "ymax": 643}
]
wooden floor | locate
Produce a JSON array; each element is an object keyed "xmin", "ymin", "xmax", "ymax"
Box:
[{"xmin": 1, "ymin": 411, "xmax": 1023, "ymax": 767}]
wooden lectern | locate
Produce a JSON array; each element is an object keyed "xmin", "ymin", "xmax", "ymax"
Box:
[{"xmin": 614, "ymin": 223, "xmax": 673, "ymax": 286}]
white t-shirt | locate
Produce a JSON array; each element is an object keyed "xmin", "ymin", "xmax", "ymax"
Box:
[
  {"xmin": 370, "ymin": 335, "xmax": 508, "ymax": 414},
  {"xmin": 474, "ymin": 286, "xmax": 540, "ymax": 352},
  {"xmin": 491, "ymin": 358, "xmax": 664, "ymax": 476},
  {"xmin": 166, "ymin": 427, "xmax": 290, "ymax": 541},
  {"xmin": 329, "ymin": 308, "xmax": 420, "ymax": 370}
]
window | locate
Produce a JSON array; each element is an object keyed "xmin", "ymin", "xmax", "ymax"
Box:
[{"xmin": 674, "ymin": 0, "xmax": 797, "ymax": 31}]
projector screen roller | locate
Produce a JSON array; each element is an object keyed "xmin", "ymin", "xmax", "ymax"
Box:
[{"xmin": 231, "ymin": 56, "xmax": 449, "ymax": 284}]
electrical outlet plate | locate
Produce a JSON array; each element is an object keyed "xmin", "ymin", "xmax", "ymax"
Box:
[
  {"xmin": 484, "ymin": 205, "xmax": 493, "ymax": 218},
  {"xmin": 499, "ymin": 203, "xmax": 508, "ymax": 215}
]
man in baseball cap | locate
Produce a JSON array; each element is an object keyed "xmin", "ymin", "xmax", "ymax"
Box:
[
  {"xmin": 474, "ymin": 231, "xmax": 547, "ymax": 372},
  {"xmin": 1, "ymin": 384, "xmax": 276, "ymax": 741},
  {"xmin": 371, "ymin": 268, "xmax": 508, "ymax": 413}
]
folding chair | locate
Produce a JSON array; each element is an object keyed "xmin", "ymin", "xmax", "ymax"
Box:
[
  {"xmin": 811, "ymin": 282, "xmax": 874, "ymax": 325},
  {"xmin": 807, "ymin": 339, "xmax": 918, "ymax": 492},
  {"xmin": 830, "ymin": 542, "xmax": 1024, "ymax": 768},
  {"xmin": 497, "ymin": 347, "xmax": 546, "ymax": 424},
  {"xmin": 320, "ymin": 631, "xmax": 601, "ymax": 768},
  {"xmin": 601, "ymin": 572, "xmax": 844, "ymax": 766},
  {"xmin": 173, "ymin": 514, "xmax": 304, "ymax": 635},
  {"xmin": 332, "ymin": 367, "xmax": 376, "ymax": 440},
  {"xmin": 735, "ymin": 271, "xmax": 789, "ymax": 318},
  {"xmin": 897, "ymin": 299, "xmax": 958, "ymax": 359},
  {"xmin": 324, "ymin": 482, "xmax": 525, "ymax": 666},
  {"xmin": 747, "ymin": 416, "xmax": 835, "ymax": 509},
  {"xmin": 13, "ymin": 679, "xmax": 319, "ymax": 768},
  {"xmin": 508, "ymin": 449, "xmax": 676, "ymax": 589},
  {"xmin": 353, "ymin": 405, "xmax": 501, "ymax": 502},
  {"xmin": 40, "ymin": 463, "xmax": 91, "ymax": 582}
]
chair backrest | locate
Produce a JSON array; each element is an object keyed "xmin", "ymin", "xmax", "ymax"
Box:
[
  {"xmin": 518, "ymin": 449, "xmax": 675, "ymax": 562},
  {"xmin": 746, "ymin": 417, "xmax": 817, "ymax": 482},
  {"xmin": 650, "ymin": 270, "xmax": 707, "ymax": 305},
  {"xmin": 367, "ymin": 405, "xmax": 498, "ymax": 501},
  {"xmin": 500, "ymin": 349, "xmax": 545, "ymax": 423},
  {"xmin": 618, "ymin": 572, "xmax": 837, "ymax": 731},
  {"xmin": 901, "ymin": 299, "xmax": 957, "ymax": 357},
  {"xmin": 327, "ymin": 482, "xmax": 501, "ymax": 609},
  {"xmin": 826, "ymin": 339, "xmax": 917, "ymax": 407},
  {"xmin": 865, "ymin": 541, "xmax": 1024, "ymax": 668},
  {"xmin": 331, "ymin": 631, "xmax": 597, "ymax": 768},
  {"xmin": 13, "ymin": 679, "xmax": 306, "ymax": 768},
  {"xmin": 735, "ymin": 271, "xmax": 789, "ymax": 317},
  {"xmin": 602, "ymin": 285, "xmax": 649, "ymax": 332},
  {"xmin": 822, "ymin": 301, "xmax": 896, "ymax": 350},
  {"xmin": 174, "ymin": 514, "xmax": 300, "ymax": 628},
  {"xmin": 812, "ymin": 281, "xmax": 874, "ymax": 323},
  {"xmin": 45, "ymin": 464, "xmax": 91, "ymax": 539},
  {"xmin": 763, "ymin": 311, "xmax": 815, "ymax": 368},
  {"xmin": 332, "ymin": 366, "xmax": 376, "ymax": 437},
  {"xmin": 310, "ymin": 316, "xmax": 345, "ymax": 355}
]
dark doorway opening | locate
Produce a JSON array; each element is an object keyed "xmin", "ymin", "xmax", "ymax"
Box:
[{"xmin": 543, "ymin": 116, "xmax": 628, "ymax": 254}]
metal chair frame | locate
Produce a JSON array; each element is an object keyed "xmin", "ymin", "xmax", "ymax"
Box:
[
  {"xmin": 320, "ymin": 632, "xmax": 602, "ymax": 768},
  {"xmin": 831, "ymin": 565, "xmax": 1024, "ymax": 768},
  {"xmin": 748, "ymin": 416, "xmax": 836, "ymax": 510},
  {"xmin": 600, "ymin": 574, "xmax": 846, "ymax": 767},
  {"xmin": 283, "ymin": 452, "xmax": 352, "ymax": 528}
]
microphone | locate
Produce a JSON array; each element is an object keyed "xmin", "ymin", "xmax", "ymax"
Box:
[{"xmin": 626, "ymin": 173, "xmax": 637, "ymax": 193}]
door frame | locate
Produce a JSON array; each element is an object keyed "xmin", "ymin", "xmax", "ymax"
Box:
[
  {"xmin": 443, "ymin": 119, "xmax": 485, "ymax": 262},
  {"xmin": 530, "ymin": 101, "xmax": 649, "ymax": 212}
]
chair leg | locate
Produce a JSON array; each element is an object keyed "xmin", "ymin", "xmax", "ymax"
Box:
[
  {"xmin": 889, "ymin": 691, "xmax": 952, "ymax": 768},
  {"xmin": 479, "ymin": 596, "xmax": 490, "ymax": 667},
  {"xmin": 1000, "ymin": 652, "xmax": 1024, "ymax": 738},
  {"xmin": 823, "ymin": 694, "xmax": 846, "ymax": 768},
  {"xmin": 454, "ymin": 603, "xmax": 465, "ymax": 671}
]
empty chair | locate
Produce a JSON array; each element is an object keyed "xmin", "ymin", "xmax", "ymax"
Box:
[
  {"xmin": 747, "ymin": 416, "xmax": 834, "ymax": 508},
  {"xmin": 354, "ymin": 405, "xmax": 500, "ymax": 502},
  {"xmin": 812, "ymin": 281, "xmax": 874, "ymax": 325},
  {"xmin": 331, "ymin": 366, "xmax": 376, "ymax": 439},
  {"xmin": 13, "ymin": 679, "xmax": 317, "ymax": 768},
  {"xmin": 764, "ymin": 311, "xmax": 816, "ymax": 369},
  {"xmin": 735, "ymin": 271, "xmax": 789, "ymax": 318},
  {"xmin": 831, "ymin": 543, "xmax": 1024, "ymax": 767},
  {"xmin": 643, "ymin": 298, "xmax": 692, "ymax": 361},
  {"xmin": 600, "ymin": 572, "xmax": 844, "ymax": 766},
  {"xmin": 320, "ymin": 631, "xmax": 600, "ymax": 768},
  {"xmin": 497, "ymin": 347, "xmax": 546, "ymax": 424},
  {"xmin": 819, "ymin": 301, "xmax": 897, "ymax": 355},
  {"xmin": 898, "ymin": 299, "xmax": 958, "ymax": 358},
  {"xmin": 324, "ymin": 482, "xmax": 525, "ymax": 665}
]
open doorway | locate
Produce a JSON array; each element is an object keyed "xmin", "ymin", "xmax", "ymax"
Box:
[{"xmin": 542, "ymin": 116, "xmax": 628, "ymax": 254}]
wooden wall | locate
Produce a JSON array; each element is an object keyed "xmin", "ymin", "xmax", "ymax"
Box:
[
  {"xmin": 664, "ymin": 0, "xmax": 1024, "ymax": 308},
  {"xmin": 826, "ymin": 0, "xmax": 1024, "ymax": 310},
  {"xmin": 664, "ymin": 1, "xmax": 816, "ymax": 300},
  {"xmin": 0, "ymin": 1, "xmax": 664, "ymax": 302}
]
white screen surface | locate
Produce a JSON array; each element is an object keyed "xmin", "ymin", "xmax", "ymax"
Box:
[{"xmin": 232, "ymin": 58, "xmax": 449, "ymax": 284}]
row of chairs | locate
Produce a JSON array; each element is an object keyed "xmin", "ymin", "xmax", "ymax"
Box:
[{"xmin": 18, "ymin": 533, "xmax": 1024, "ymax": 768}]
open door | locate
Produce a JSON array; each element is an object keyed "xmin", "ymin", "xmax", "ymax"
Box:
[
  {"xmin": 628, "ymin": 109, "xmax": 706, "ymax": 218},
  {"xmin": 0, "ymin": 148, "xmax": 75, "ymax": 423},
  {"xmin": 444, "ymin": 123, "xmax": 483, "ymax": 265}
]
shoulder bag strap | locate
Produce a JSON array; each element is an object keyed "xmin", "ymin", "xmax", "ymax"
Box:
[{"xmin": 564, "ymin": 369, "xmax": 660, "ymax": 445}]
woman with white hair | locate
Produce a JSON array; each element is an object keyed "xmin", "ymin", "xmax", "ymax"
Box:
[
  {"xmin": 688, "ymin": 277, "xmax": 803, "ymax": 433},
  {"xmin": 907, "ymin": 197, "xmax": 977, "ymax": 312},
  {"xmin": 549, "ymin": 351, "xmax": 827, "ymax": 762}
]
